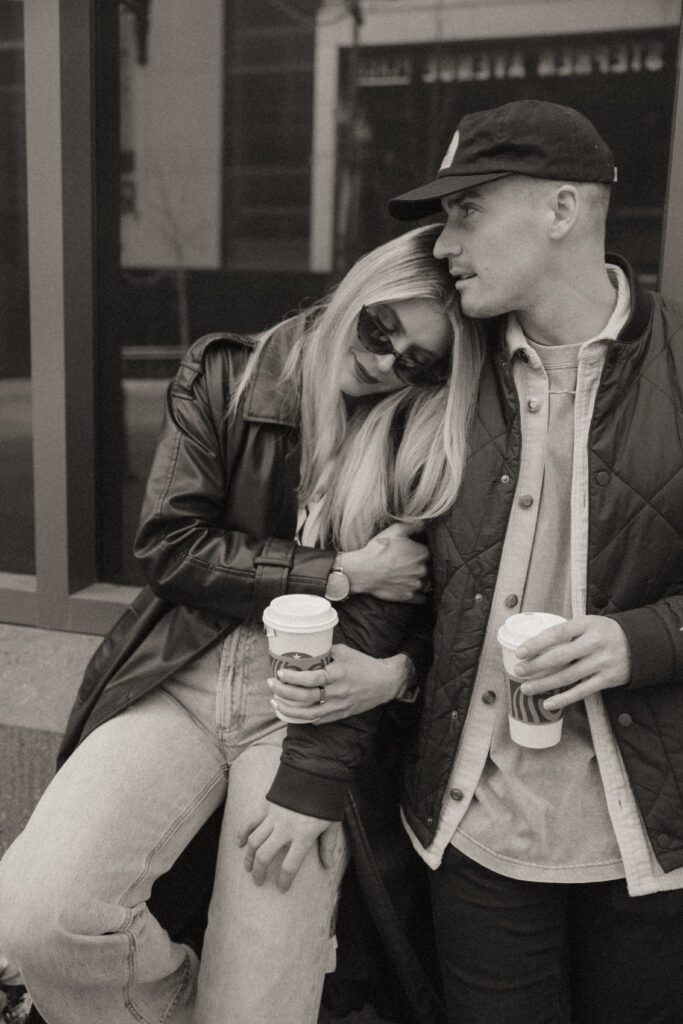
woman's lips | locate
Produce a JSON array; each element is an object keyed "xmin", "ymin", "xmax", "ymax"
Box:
[{"xmin": 352, "ymin": 354, "xmax": 380, "ymax": 385}]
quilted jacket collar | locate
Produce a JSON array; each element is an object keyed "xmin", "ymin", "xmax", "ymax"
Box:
[{"xmin": 606, "ymin": 253, "xmax": 653, "ymax": 343}]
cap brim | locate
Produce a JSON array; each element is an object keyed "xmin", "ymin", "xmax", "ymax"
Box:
[{"xmin": 387, "ymin": 172, "xmax": 511, "ymax": 221}]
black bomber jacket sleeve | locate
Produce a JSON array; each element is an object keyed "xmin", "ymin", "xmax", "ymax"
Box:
[
  {"xmin": 266, "ymin": 593, "xmax": 420, "ymax": 820},
  {"xmin": 609, "ymin": 595, "xmax": 683, "ymax": 691}
]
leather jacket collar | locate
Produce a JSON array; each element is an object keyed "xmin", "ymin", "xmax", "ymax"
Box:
[{"xmin": 243, "ymin": 315, "xmax": 304, "ymax": 429}]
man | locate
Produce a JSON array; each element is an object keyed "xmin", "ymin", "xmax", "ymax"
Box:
[{"xmin": 272, "ymin": 99, "xmax": 683, "ymax": 1023}]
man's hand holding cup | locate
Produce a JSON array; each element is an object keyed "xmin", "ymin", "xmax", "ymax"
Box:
[{"xmin": 511, "ymin": 614, "xmax": 632, "ymax": 712}]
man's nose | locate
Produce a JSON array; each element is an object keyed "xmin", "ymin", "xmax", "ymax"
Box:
[{"xmin": 433, "ymin": 222, "xmax": 462, "ymax": 260}]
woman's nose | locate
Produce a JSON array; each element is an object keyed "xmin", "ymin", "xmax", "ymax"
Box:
[{"xmin": 373, "ymin": 352, "xmax": 398, "ymax": 374}]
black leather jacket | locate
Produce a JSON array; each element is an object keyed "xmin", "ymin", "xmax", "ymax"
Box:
[{"xmin": 58, "ymin": 317, "xmax": 444, "ymax": 1023}]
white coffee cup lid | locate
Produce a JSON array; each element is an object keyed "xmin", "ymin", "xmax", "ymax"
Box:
[
  {"xmin": 497, "ymin": 612, "xmax": 567, "ymax": 650},
  {"xmin": 262, "ymin": 594, "xmax": 338, "ymax": 634}
]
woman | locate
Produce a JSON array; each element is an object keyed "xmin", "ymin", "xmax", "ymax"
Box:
[{"xmin": 0, "ymin": 225, "xmax": 483, "ymax": 1024}]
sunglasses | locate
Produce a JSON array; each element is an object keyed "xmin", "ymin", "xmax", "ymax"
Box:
[{"xmin": 355, "ymin": 305, "xmax": 450, "ymax": 387}]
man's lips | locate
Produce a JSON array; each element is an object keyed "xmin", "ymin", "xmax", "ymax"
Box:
[{"xmin": 451, "ymin": 271, "xmax": 477, "ymax": 291}]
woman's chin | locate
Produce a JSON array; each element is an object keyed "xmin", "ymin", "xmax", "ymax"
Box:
[{"xmin": 339, "ymin": 372, "xmax": 371, "ymax": 397}]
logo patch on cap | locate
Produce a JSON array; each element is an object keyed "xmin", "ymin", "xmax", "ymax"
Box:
[{"xmin": 439, "ymin": 130, "xmax": 460, "ymax": 172}]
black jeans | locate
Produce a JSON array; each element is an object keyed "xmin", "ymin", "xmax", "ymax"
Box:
[{"xmin": 430, "ymin": 845, "xmax": 683, "ymax": 1024}]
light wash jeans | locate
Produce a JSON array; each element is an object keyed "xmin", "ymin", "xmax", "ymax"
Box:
[{"xmin": 0, "ymin": 623, "xmax": 348, "ymax": 1024}]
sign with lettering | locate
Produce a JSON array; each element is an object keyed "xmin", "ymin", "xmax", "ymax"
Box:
[{"xmin": 357, "ymin": 36, "xmax": 667, "ymax": 88}]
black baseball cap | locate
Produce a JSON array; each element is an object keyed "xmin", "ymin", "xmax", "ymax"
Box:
[{"xmin": 388, "ymin": 100, "xmax": 617, "ymax": 221}]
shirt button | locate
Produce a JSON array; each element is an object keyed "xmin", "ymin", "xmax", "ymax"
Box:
[
  {"xmin": 449, "ymin": 788, "xmax": 464, "ymax": 802},
  {"xmin": 474, "ymin": 593, "xmax": 483, "ymax": 603},
  {"xmin": 482, "ymin": 690, "xmax": 497, "ymax": 705},
  {"xmin": 658, "ymin": 833, "xmax": 671, "ymax": 849},
  {"xmin": 427, "ymin": 816, "xmax": 434, "ymax": 825},
  {"xmin": 617, "ymin": 712, "xmax": 633, "ymax": 728},
  {"xmin": 596, "ymin": 470, "xmax": 611, "ymax": 485},
  {"xmin": 500, "ymin": 474, "xmax": 510, "ymax": 484},
  {"xmin": 450, "ymin": 710, "xmax": 459, "ymax": 722},
  {"xmin": 527, "ymin": 398, "xmax": 541, "ymax": 413},
  {"xmin": 519, "ymin": 494, "xmax": 534, "ymax": 508},
  {"xmin": 504, "ymin": 594, "xmax": 519, "ymax": 608}
]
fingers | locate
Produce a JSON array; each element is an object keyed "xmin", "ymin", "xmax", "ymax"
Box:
[
  {"xmin": 319, "ymin": 824, "xmax": 342, "ymax": 869},
  {"xmin": 248, "ymin": 833, "xmax": 287, "ymax": 887},
  {"xmin": 542, "ymin": 680, "xmax": 600, "ymax": 710},
  {"xmin": 515, "ymin": 617, "xmax": 631, "ymax": 699},
  {"xmin": 519, "ymin": 653, "xmax": 602, "ymax": 696},
  {"xmin": 276, "ymin": 843, "xmax": 310, "ymax": 893},
  {"xmin": 236, "ymin": 809, "xmax": 268, "ymax": 847},
  {"xmin": 513, "ymin": 634, "xmax": 593, "ymax": 678},
  {"xmin": 242, "ymin": 818, "xmax": 275, "ymax": 875},
  {"xmin": 275, "ymin": 661, "xmax": 338, "ymax": 690},
  {"xmin": 268, "ymin": 677, "xmax": 324, "ymax": 704},
  {"xmin": 515, "ymin": 618, "xmax": 586, "ymax": 661},
  {"xmin": 270, "ymin": 699, "xmax": 349, "ymax": 724}
]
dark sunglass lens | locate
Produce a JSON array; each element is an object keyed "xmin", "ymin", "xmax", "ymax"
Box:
[
  {"xmin": 396, "ymin": 361, "xmax": 448, "ymax": 387},
  {"xmin": 357, "ymin": 306, "xmax": 448, "ymax": 387},
  {"xmin": 357, "ymin": 307, "xmax": 391, "ymax": 354}
]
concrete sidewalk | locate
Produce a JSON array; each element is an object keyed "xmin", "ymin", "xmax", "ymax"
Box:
[{"xmin": 0, "ymin": 624, "xmax": 100, "ymax": 856}]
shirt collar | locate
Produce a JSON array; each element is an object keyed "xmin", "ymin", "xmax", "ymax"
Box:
[{"xmin": 505, "ymin": 263, "xmax": 632, "ymax": 360}]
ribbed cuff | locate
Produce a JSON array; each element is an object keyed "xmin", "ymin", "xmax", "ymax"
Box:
[
  {"xmin": 266, "ymin": 763, "xmax": 349, "ymax": 821},
  {"xmin": 608, "ymin": 606, "xmax": 676, "ymax": 690}
]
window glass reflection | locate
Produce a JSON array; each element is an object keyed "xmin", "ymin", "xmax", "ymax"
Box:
[
  {"xmin": 0, "ymin": 0, "xmax": 34, "ymax": 575},
  {"xmin": 96, "ymin": 2, "xmax": 678, "ymax": 584},
  {"xmin": 97, "ymin": 0, "xmax": 323, "ymax": 584}
]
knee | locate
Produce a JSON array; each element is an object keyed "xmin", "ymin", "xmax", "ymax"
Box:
[
  {"xmin": 0, "ymin": 892, "xmax": 52, "ymax": 970},
  {"xmin": 0, "ymin": 854, "xmax": 79, "ymax": 970}
]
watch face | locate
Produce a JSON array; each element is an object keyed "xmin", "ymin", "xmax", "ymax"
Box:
[{"xmin": 328, "ymin": 569, "xmax": 350, "ymax": 601}]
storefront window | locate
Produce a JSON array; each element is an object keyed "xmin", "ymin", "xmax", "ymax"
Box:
[
  {"xmin": 96, "ymin": 0, "xmax": 324, "ymax": 584},
  {"xmin": 95, "ymin": 3, "xmax": 679, "ymax": 585},
  {"xmin": 346, "ymin": 29, "xmax": 678, "ymax": 281},
  {"xmin": 0, "ymin": 0, "xmax": 34, "ymax": 575},
  {"xmin": 222, "ymin": 0, "xmax": 319, "ymax": 269}
]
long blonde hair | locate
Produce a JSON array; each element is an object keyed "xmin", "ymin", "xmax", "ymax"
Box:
[{"xmin": 233, "ymin": 225, "xmax": 484, "ymax": 550}]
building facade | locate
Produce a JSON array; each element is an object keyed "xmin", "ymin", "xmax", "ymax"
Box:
[{"xmin": 1, "ymin": 0, "xmax": 682, "ymax": 631}]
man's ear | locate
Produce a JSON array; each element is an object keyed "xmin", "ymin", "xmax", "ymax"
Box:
[{"xmin": 548, "ymin": 184, "xmax": 579, "ymax": 240}]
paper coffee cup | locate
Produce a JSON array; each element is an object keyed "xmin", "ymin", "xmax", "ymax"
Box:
[
  {"xmin": 263, "ymin": 595, "xmax": 338, "ymax": 722},
  {"xmin": 497, "ymin": 612, "xmax": 567, "ymax": 749}
]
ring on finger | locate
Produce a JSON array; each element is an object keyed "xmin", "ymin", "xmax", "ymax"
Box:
[{"xmin": 318, "ymin": 685, "xmax": 327, "ymax": 705}]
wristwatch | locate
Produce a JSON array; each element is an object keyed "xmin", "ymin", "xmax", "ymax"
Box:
[{"xmin": 325, "ymin": 559, "xmax": 351, "ymax": 602}]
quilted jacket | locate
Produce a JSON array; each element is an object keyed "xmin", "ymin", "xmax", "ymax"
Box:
[{"xmin": 400, "ymin": 256, "xmax": 683, "ymax": 873}]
